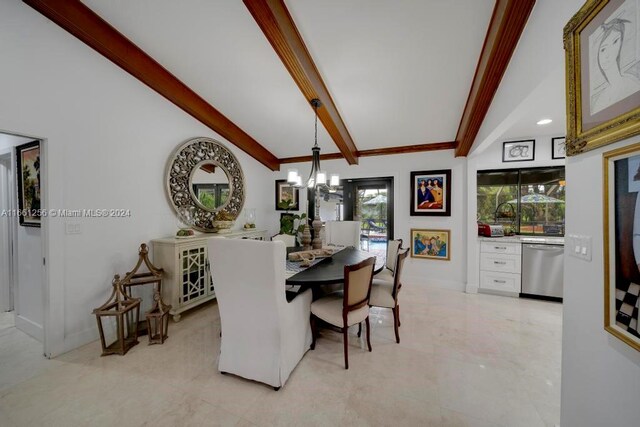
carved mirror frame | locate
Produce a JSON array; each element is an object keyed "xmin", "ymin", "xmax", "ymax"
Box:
[{"xmin": 166, "ymin": 137, "xmax": 245, "ymax": 232}]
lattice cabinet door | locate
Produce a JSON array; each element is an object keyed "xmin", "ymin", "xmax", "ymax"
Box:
[
  {"xmin": 178, "ymin": 245, "xmax": 210, "ymax": 305},
  {"xmin": 152, "ymin": 230, "xmax": 267, "ymax": 322}
]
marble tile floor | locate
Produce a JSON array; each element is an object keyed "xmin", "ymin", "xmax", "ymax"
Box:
[
  {"xmin": 0, "ymin": 311, "xmax": 15, "ymax": 331},
  {"xmin": 0, "ymin": 287, "xmax": 562, "ymax": 427}
]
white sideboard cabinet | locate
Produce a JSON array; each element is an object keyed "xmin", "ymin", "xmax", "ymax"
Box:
[{"xmin": 151, "ymin": 229, "xmax": 268, "ymax": 321}]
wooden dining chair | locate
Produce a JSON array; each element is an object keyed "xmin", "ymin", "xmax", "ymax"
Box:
[
  {"xmin": 309, "ymin": 256, "xmax": 376, "ymax": 369},
  {"xmin": 374, "ymin": 239, "xmax": 403, "ymax": 282},
  {"xmin": 368, "ymin": 248, "xmax": 409, "ymax": 343}
]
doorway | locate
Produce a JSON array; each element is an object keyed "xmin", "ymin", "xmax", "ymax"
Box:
[
  {"xmin": 0, "ymin": 152, "xmax": 14, "ymax": 314},
  {"xmin": 0, "ymin": 131, "xmax": 48, "ymax": 355},
  {"xmin": 308, "ymin": 177, "xmax": 394, "ymax": 262}
]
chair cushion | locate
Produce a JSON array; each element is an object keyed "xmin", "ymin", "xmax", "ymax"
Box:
[
  {"xmin": 311, "ymin": 294, "xmax": 369, "ymax": 327},
  {"xmin": 374, "ymin": 268, "xmax": 394, "ymax": 282},
  {"xmin": 369, "ymin": 279, "xmax": 396, "ymax": 308}
]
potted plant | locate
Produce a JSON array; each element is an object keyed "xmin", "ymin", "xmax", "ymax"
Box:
[{"xmin": 278, "ymin": 200, "xmax": 306, "ymax": 245}]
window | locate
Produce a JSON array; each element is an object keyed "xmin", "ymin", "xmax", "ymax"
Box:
[{"xmin": 477, "ymin": 167, "xmax": 565, "ymax": 236}]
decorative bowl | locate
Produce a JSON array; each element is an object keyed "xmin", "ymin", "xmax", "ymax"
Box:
[{"xmin": 212, "ymin": 220, "xmax": 234, "ymax": 234}]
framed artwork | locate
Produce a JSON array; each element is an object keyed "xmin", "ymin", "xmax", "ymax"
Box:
[
  {"xmin": 564, "ymin": 0, "xmax": 640, "ymax": 156},
  {"xmin": 275, "ymin": 179, "xmax": 299, "ymax": 210},
  {"xmin": 603, "ymin": 142, "xmax": 640, "ymax": 351},
  {"xmin": 410, "ymin": 229, "xmax": 450, "ymax": 261},
  {"xmin": 552, "ymin": 137, "xmax": 567, "ymax": 159},
  {"xmin": 16, "ymin": 140, "xmax": 41, "ymax": 227},
  {"xmin": 410, "ymin": 170, "xmax": 451, "ymax": 216},
  {"xmin": 502, "ymin": 140, "xmax": 535, "ymax": 162}
]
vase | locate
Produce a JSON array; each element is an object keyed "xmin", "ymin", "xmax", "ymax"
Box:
[
  {"xmin": 244, "ymin": 208, "xmax": 256, "ymax": 228},
  {"xmin": 312, "ymin": 216, "xmax": 323, "ymax": 249},
  {"xmin": 301, "ymin": 223, "xmax": 312, "ymax": 251}
]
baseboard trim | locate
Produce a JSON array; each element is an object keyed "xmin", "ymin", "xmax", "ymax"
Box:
[
  {"xmin": 465, "ymin": 283, "xmax": 479, "ymax": 294},
  {"xmin": 403, "ymin": 275, "xmax": 465, "ymax": 291},
  {"xmin": 15, "ymin": 314, "xmax": 43, "ymax": 342},
  {"xmin": 63, "ymin": 327, "xmax": 98, "ymax": 354}
]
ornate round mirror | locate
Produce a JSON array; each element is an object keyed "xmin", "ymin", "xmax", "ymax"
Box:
[
  {"xmin": 190, "ymin": 160, "xmax": 231, "ymax": 212},
  {"xmin": 166, "ymin": 137, "xmax": 245, "ymax": 232}
]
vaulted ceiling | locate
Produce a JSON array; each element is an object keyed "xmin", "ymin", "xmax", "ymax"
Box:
[{"xmin": 24, "ymin": 0, "xmax": 537, "ymax": 169}]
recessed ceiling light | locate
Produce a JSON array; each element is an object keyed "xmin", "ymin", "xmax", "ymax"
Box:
[{"xmin": 537, "ymin": 119, "xmax": 553, "ymax": 125}]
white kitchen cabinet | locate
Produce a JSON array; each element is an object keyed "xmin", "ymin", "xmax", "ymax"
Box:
[
  {"xmin": 479, "ymin": 240, "xmax": 521, "ymax": 294},
  {"xmin": 152, "ymin": 229, "xmax": 268, "ymax": 321}
]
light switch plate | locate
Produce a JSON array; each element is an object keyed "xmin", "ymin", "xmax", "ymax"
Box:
[
  {"xmin": 65, "ymin": 222, "xmax": 82, "ymax": 235},
  {"xmin": 567, "ymin": 234, "xmax": 592, "ymax": 261}
]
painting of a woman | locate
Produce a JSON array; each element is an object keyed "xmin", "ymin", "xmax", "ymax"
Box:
[{"xmin": 591, "ymin": 17, "xmax": 640, "ymax": 114}]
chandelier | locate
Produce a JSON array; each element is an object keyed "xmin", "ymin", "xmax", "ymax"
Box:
[{"xmin": 286, "ymin": 99, "xmax": 339, "ymax": 189}]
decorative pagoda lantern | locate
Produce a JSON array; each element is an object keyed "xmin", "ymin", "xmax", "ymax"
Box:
[
  {"xmin": 93, "ymin": 274, "xmax": 141, "ymax": 356},
  {"xmin": 146, "ymin": 290, "xmax": 172, "ymax": 345},
  {"xmin": 121, "ymin": 243, "xmax": 166, "ymax": 337}
]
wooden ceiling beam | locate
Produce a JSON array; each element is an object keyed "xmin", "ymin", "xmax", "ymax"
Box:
[
  {"xmin": 454, "ymin": 0, "xmax": 536, "ymax": 157},
  {"xmin": 279, "ymin": 152, "xmax": 345, "ymax": 164},
  {"xmin": 359, "ymin": 142, "xmax": 455, "ymax": 158},
  {"xmin": 24, "ymin": 0, "xmax": 281, "ymax": 170},
  {"xmin": 279, "ymin": 141, "xmax": 455, "ymax": 163},
  {"xmin": 244, "ymin": 0, "xmax": 359, "ymax": 165}
]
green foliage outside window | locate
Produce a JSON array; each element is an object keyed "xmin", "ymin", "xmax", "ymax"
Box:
[{"xmin": 477, "ymin": 167, "xmax": 565, "ymax": 236}]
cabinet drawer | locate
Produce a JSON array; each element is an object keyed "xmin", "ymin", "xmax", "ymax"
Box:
[
  {"xmin": 480, "ymin": 271, "xmax": 521, "ymax": 292},
  {"xmin": 480, "ymin": 253, "xmax": 521, "ymax": 273},
  {"xmin": 481, "ymin": 241, "xmax": 521, "ymax": 255}
]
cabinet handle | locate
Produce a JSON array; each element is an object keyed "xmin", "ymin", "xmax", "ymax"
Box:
[
  {"xmin": 494, "ymin": 279, "xmax": 506, "ymax": 284},
  {"xmin": 494, "ymin": 246, "xmax": 507, "ymax": 250},
  {"xmin": 493, "ymin": 261, "xmax": 507, "ymax": 265}
]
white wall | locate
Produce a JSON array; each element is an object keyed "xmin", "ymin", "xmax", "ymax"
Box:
[
  {"xmin": 0, "ymin": 134, "xmax": 44, "ymax": 340},
  {"xmin": 0, "ymin": 1, "xmax": 274, "ymax": 355},
  {"xmin": 465, "ymin": 135, "xmax": 565, "ymax": 293},
  {"xmin": 561, "ymin": 135, "xmax": 640, "ymax": 426},
  {"xmin": 274, "ymin": 151, "xmax": 468, "ymax": 290}
]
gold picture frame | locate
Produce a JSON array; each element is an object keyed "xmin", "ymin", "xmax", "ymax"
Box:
[
  {"xmin": 564, "ymin": 0, "xmax": 640, "ymax": 156},
  {"xmin": 603, "ymin": 142, "xmax": 640, "ymax": 352},
  {"xmin": 410, "ymin": 229, "xmax": 450, "ymax": 261}
]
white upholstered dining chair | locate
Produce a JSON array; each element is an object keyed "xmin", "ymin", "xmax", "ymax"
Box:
[
  {"xmin": 325, "ymin": 220, "xmax": 361, "ymax": 247},
  {"xmin": 208, "ymin": 238, "xmax": 312, "ymax": 390},
  {"xmin": 271, "ymin": 233, "xmax": 296, "ymax": 247},
  {"xmin": 374, "ymin": 239, "xmax": 403, "ymax": 282}
]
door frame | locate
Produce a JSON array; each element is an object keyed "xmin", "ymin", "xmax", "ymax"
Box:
[
  {"xmin": 0, "ymin": 130, "xmax": 53, "ymax": 357},
  {"xmin": 0, "ymin": 152, "xmax": 15, "ymax": 312},
  {"xmin": 342, "ymin": 176, "xmax": 395, "ymax": 241}
]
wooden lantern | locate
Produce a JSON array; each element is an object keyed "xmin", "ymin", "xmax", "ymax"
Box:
[
  {"xmin": 121, "ymin": 244, "xmax": 165, "ymax": 337},
  {"xmin": 146, "ymin": 290, "xmax": 172, "ymax": 345},
  {"xmin": 93, "ymin": 274, "xmax": 141, "ymax": 356}
]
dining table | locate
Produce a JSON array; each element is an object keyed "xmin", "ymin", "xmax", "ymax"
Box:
[{"xmin": 285, "ymin": 247, "xmax": 383, "ymax": 300}]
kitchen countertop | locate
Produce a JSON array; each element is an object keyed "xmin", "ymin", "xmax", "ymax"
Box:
[{"xmin": 478, "ymin": 236, "xmax": 564, "ymax": 245}]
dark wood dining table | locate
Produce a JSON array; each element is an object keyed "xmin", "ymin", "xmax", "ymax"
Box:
[{"xmin": 286, "ymin": 247, "xmax": 383, "ymax": 287}]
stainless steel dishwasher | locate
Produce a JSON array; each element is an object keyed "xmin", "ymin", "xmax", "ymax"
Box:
[{"xmin": 521, "ymin": 243, "xmax": 564, "ymax": 300}]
